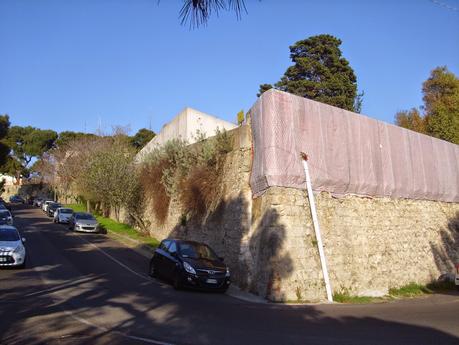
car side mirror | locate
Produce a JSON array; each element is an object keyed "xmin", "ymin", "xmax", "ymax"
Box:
[{"xmin": 21, "ymin": 237, "xmax": 26, "ymax": 243}]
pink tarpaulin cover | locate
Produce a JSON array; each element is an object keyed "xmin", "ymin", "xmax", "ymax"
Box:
[{"xmin": 249, "ymin": 90, "xmax": 459, "ymax": 202}]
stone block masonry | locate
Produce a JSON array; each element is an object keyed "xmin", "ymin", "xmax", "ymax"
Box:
[{"xmin": 260, "ymin": 187, "xmax": 458, "ymax": 301}]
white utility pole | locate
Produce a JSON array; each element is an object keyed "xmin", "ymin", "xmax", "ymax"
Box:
[{"xmin": 300, "ymin": 152, "xmax": 333, "ymax": 302}]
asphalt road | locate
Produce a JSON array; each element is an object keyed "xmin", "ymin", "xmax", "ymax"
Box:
[{"xmin": 1, "ymin": 204, "xmax": 458, "ymax": 345}]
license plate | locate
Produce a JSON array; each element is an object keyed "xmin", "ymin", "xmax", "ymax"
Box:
[
  {"xmin": 0, "ymin": 257, "xmax": 6, "ymax": 262},
  {"xmin": 206, "ymin": 278, "xmax": 217, "ymax": 284}
]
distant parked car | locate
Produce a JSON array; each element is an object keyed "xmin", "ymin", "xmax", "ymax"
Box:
[
  {"xmin": 69, "ymin": 212, "xmax": 99, "ymax": 233},
  {"xmin": 54, "ymin": 207, "xmax": 73, "ymax": 224},
  {"xmin": 0, "ymin": 225, "xmax": 26, "ymax": 268},
  {"xmin": 47, "ymin": 202, "xmax": 62, "ymax": 217},
  {"xmin": 42, "ymin": 200, "xmax": 53, "ymax": 213},
  {"xmin": 9, "ymin": 195, "xmax": 24, "ymax": 204},
  {"xmin": 0, "ymin": 210, "xmax": 13, "ymax": 225},
  {"xmin": 148, "ymin": 239, "xmax": 231, "ymax": 292},
  {"xmin": 34, "ymin": 198, "xmax": 44, "ymax": 207}
]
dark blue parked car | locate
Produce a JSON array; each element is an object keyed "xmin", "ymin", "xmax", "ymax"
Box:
[{"xmin": 149, "ymin": 239, "xmax": 230, "ymax": 292}]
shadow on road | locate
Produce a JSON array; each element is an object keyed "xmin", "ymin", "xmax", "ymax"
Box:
[{"xmin": 1, "ymin": 204, "xmax": 458, "ymax": 345}]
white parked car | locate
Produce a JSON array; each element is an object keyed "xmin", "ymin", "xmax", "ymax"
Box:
[
  {"xmin": 42, "ymin": 200, "xmax": 53, "ymax": 213},
  {"xmin": 0, "ymin": 210, "xmax": 13, "ymax": 225},
  {"xmin": 0, "ymin": 225, "xmax": 26, "ymax": 268},
  {"xmin": 54, "ymin": 207, "xmax": 74, "ymax": 224}
]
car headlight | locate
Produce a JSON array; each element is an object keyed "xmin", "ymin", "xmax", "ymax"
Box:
[
  {"xmin": 13, "ymin": 245, "xmax": 25, "ymax": 255},
  {"xmin": 226, "ymin": 267, "xmax": 230, "ymax": 277},
  {"xmin": 183, "ymin": 261, "xmax": 196, "ymax": 275}
]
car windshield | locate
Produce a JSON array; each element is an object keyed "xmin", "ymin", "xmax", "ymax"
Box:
[
  {"xmin": 0, "ymin": 229, "xmax": 19, "ymax": 241},
  {"xmin": 0, "ymin": 211, "xmax": 10, "ymax": 218},
  {"xmin": 179, "ymin": 242, "xmax": 219, "ymax": 261},
  {"xmin": 60, "ymin": 208, "xmax": 73, "ymax": 214},
  {"xmin": 50, "ymin": 203, "xmax": 62, "ymax": 209},
  {"xmin": 75, "ymin": 213, "xmax": 95, "ymax": 220}
]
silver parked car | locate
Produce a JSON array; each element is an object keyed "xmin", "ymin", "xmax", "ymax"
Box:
[
  {"xmin": 54, "ymin": 207, "xmax": 74, "ymax": 224},
  {"xmin": 0, "ymin": 210, "xmax": 13, "ymax": 225},
  {"xmin": 0, "ymin": 226, "xmax": 26, "ymax": 268},
  {"xmin": 35, "ymin": 198, "xmax": 44, "ymax": 207},
  {"xmin": 69, "ymin": 212, "xmax": 99, "ymax": 233},
  {"xmin": 42, "ymin": 200, "xmax": 54, "ymax": 213}
]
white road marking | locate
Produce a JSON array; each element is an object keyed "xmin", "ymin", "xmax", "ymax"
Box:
[
  {"xmin": 73, "ymin": 231, "xmax": 151, "ymax": 282},
  {"xmin": 27, "ymin": 213, "xmax": 175, "ymax": 345}
]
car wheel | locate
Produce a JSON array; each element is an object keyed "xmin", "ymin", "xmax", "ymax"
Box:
[
  {"xmin": 148, "ymin": 260, "xmax": 157, "ymax": 278},
  {"xmin": 456, "ymin": 285, "xmax": 459, "ymax": 292},
  {"xmin": 18, "ymin": 259, "xmax": 26, "ymax": 269},
  {"xmin": 173, "ymin": 272, "xmax": 182, "ymax": 290}
]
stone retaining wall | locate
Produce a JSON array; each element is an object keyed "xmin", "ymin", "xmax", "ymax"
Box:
[
  {"xmin": 140, "ymin": 124, "xmax": 459, "ymax": 302},
  {"xmin": 259, "ymin": 187, "xmax": 458, "ymax": 301}
]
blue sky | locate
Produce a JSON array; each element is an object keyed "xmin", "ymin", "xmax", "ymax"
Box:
[{"xmin": 1, "ymin": 0, "xmax": 458, "ymax": 135}]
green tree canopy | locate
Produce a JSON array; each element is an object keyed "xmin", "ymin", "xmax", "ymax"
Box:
[
  {"xmin": 258, "ymin": 34, "xmax": 361, "ymax": 112},
  {"xmin": 0, "ymin": 115, "xmax": 11, "ymax": 168},
  {"xmin": 3, "ymin": 126, "xmax": 58, "ymax": 178},
  {"xmin": 423, "ymin": 67, "xmax": 459, "ymax": 144},
  {"xmin": 55, "ymin": 131, "xmax": 98, "ymax": 148},
  {"xmin": 395, "ymin": 108, "xmax": 426, "ymax": 134},
  {"xmin": 395, "ymin": 66, "xmax": 459, "ymax": 145},
  {"xmin": 130, "ymin": 128, "xmax": 156, "ymax": 151}
]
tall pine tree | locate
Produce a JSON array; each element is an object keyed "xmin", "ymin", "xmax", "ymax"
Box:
[{"xmin": 258, "ymin": 34, "xmax": 360, "ymax": 112}]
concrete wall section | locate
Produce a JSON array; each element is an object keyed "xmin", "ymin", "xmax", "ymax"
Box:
[{"xmin": 137, "ymin": 107, "xmax": 236, "ymax": 161}]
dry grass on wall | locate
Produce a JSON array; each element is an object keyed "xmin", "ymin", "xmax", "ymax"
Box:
[
  {"xmin": 139, "ymin": 130, "xmax": 233, "ymax": 225},
  {"xmin": 179, "ymin": 165, "xmax": 220, "ymax": 217},
  {"xmin": 140, "ymin": 159, "xmax": 171, "ymax": 224}
]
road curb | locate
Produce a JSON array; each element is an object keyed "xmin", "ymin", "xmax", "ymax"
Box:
[{"xmin": 105, "ymin": 231, "xmax": 154, "ymax": 259}]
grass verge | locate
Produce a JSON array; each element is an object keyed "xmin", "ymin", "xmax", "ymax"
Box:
[
  {"xmin": 334, "ymin": 280, "xmax": 457, "ymax": 304},
  {"xmin": 389, "ymin": 281, "xmax": 456, "ymax": 297},
  {"xmin": 66, "ymin": 204, "xmax": 159, "ymax": 250},
  {"xmin": 333, "ymin": 293, "xmax": 385, "ymax": 304}
]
